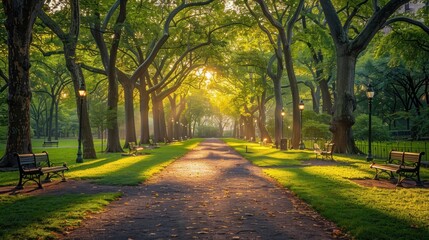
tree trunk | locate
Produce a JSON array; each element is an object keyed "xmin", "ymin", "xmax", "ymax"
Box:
[
  {"xmin": 319, "ymin": 78, "xmax": 332, "ymax": 114},
  {"xmin": 283, "ymin": 46, "xmax": 301, "ymax": 149},
  {"xmin": 120, "ymin": 75, "xmax": 136, "ymax": 148},
  {"xmin": 151, "ymin": 95, "xmax": 162, "ymax": 142},
  {"xmin": 139, "ymin": 85, "xmax": 150, "ymax": 144},
  {"xmin": 159, "ymin": 100, "xmax": 167, "ymax": 141},
  {"xmin": 330, "ymin": 48, "xmax": 360, "ymax": 153},
  {"xmin": 0, "ymin": 0, "xmax": 43, "ymax": 167},
  {"xmin": 47, "ymin": 95, "xmax": 55, "ymax": 141}
]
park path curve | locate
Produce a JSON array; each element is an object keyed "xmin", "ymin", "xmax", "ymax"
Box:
[{"xmin": 64, "ymin": 138, "xmax": 343, "ymax": 240}]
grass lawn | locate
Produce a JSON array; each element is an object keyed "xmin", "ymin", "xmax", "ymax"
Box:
[
  {"xmin": 0, "ymin": 138, "xmax": 202, "ymax": 239},
  {"xmin": 225, "ymin": 138, "xmax": 429, "ymax": 240}
]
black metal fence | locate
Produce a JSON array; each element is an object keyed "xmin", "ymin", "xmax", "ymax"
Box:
[
  {"xmin": 355, "ymin": 140, "xmax": 428, "ymax": 161},
  {"xmin": 301, "ymin": 139, "xmax": 428, "ymax": 162}
]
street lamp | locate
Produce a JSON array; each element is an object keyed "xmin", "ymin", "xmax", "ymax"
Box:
[
  {"xmin": 76, "ymin": 82, "xmax": 86, "ymax": 163},
  {"xmin": 281, "ymin": 108, "xmax": 285, "ymax": 139},
  {"xmin": 171, "ymin": 118, "xmax": 174, "ymax": 140},
  {"xmin": 299, "ymin": 100, "xmax": 305, "ymax": 149},
  {"xmin": 366, "ymin": 83, "xmax": 375, "ymax": 161}
]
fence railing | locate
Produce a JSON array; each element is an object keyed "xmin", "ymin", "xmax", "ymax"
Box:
[
  {"xmin": 355, "ymin": 140, "xmax": 428, "ymax": 161},
  {"xmin": 285, "ymin": 138, "xmax": 428, "ymax": 162}
]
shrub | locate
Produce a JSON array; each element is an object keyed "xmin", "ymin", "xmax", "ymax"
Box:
[
  {"xmin": 303, "ymin": 120, "xmax": 331, "ymax": 139},
  {"xmin": 353, "ymin": 114, "xmax": 390, "ymax": 141}
]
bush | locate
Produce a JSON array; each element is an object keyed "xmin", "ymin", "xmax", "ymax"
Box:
[
  {"xmin": 303, "ymin": 120, "xmax": 331, "ymax": 139},
  {"xmin": 302, "ymin": 111, "xmax": 331, "ymax": 125},
  {"xmin": 353, "ymin": 114, "xmax": 390, "ymax": 141}
]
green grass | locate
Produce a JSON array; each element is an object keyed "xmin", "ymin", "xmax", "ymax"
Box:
[
  {"xmin": 0, "ymin": 138, "xmax": 202, "ymax": 239},
  {"xmin": 0, "ymin": 193, "xmax": 120, "ymax": 240},
  {"xmin": 225, "ymin": 138, "xmax": 429, "ymax": 240},
  {"xmin": 0, "ymin": 138, "xmax": 202, "ymax": 186}
]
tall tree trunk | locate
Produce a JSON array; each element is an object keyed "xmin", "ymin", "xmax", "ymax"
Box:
[
  {"xmin": 320, "ymin": 78, "xmax": 332, "ymax": 114},
  {"xmin": 159, "ymin": 100, "xmax": 167, "ymax": 141},
  {"xmin": 258, "ymin": 88, "xmax": 272, "ymax": 143},
  {"xmin": 330, "ymin": 49, "xmax": 360, "ymax": 153},
  {"xmin": 283, "ymin": 46, "xmax": 301, "ymax": 149},
  {"xmin": 151, "ymin": 95, "xmax": 162, "ymax": 142},
  {"xmin": 139, "ymin": 84, "xmax": 150, "ymax": 144},
  {"xmin": 47, "ymin": 95, "xmax": 55, "ymax": 141},
  {"xmin": 0, "ymin": 0, "xmax": 43, "ymax": 167},
  {"xmin": 119, "ymin": 72, "xmax": 136, "ymax": 148},
  {"xmin": 105, "ymin": 0, "xmax": 127, "ymax": 152}
]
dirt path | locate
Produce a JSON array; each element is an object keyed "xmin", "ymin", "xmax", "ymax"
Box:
[{"xmin": 63, "ymin": 139, "xmax": 344, "ymax": 240}]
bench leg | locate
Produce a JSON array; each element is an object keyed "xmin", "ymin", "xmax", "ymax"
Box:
[
  {"xmin": 60, "ymin": 171, "xmax": 67, "ymax": 182},
  {"xmin": 414, "ymin": 171, "xmax": 423, "ymax": 186},
  {"xmin": 43, "ymin": 173, "xmax": 52, "ymax": 183},
  {"xmin": 15, "ymin": 175, "xmax": 24, "ymax": 189}
]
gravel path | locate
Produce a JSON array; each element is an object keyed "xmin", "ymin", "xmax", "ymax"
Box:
[{"xmin": 63, "ymin": 139, "xmax": 344, "ymax": 240}]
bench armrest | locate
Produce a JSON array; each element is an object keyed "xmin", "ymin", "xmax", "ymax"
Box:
[{"xmin": 50, "ymin": 162, "xmax": 68, "ymax": 168}]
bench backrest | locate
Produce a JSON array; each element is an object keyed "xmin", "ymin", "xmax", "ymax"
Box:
[
  {"xmin": 313, "ymin": 143, "xmax": 321, "ymax": 151},
  {"xmin": 402, "ymin": 151, "xmax": 424, "ymax": 167},
  {"xmin": 34, "ymin": 152, "xmax": 50, "ymax": 167},
  {"xmin": 16, "ymin": 153, "xmax": 36, "ymax": 170},
  {"xmin": 128, "ymin": 142, "xmax": 136, "ymax": 149},
  {"xmin": 16, "ymin": 152, "xmax": 51, "ymax": 171},
  {"xmin": 326, "ymin": 143, "xmax": 335, "ymax": 153},
  {"xmin": 388, "ymin": 151, "xmax": 404, "ymax": 165}
]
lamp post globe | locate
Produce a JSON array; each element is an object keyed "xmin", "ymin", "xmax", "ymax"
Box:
[
  {"xmin": 76, "ymin": 82, "xmax": 86, "ymax": 163},
  {"xmin": 366, "ymin": 83, "xmax": 375, "ymax": 161}
]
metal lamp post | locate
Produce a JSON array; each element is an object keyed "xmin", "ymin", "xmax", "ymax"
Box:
[
  {"xmin": 299, "ymin": 100, "xmax": 305, "ymax": 149},
  {"xmin": 366, "ymin": 84, "xmax": 375, "ymax": 161},
  {"xmin": 171, "ymin": 118, "xmax": 174, "ymax": 140},
  {"xmin": 281, "ymin": 108, "xmax": 285, "ymax": 139},
  {"xmin": 76, "ymin": 82, "xmax": 86, "ymax": 163},
  {"xmin": 280, "ymin": 108, "xmax": 287, "ymax": 150}
]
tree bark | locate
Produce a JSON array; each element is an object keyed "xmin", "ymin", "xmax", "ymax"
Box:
[
  {"xmin": 330, "ymin": 49, "xmax": 360, "ymax": 153},
  {"xmin": 0, "ymin": 0, "xmax": 43, "ymax": 167},
  {"xmin": 118, "ymin": 71, "xmax": 136, "ymax": 148},
  {"xmin": 138, "ymin": 80, "xmax": 151, "ymax": 144}
]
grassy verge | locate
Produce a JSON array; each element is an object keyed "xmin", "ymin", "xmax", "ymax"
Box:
[
  {"xmin": 225, "ymin": 138, "xmax": 429, "ymax": 240},
  {"xmin": 0, "ymin": 138, "xmax": 202, "ymax": 239},
  {"xmin": 0, "ymin": 193, "xmax": 120, "ymax": 240}
]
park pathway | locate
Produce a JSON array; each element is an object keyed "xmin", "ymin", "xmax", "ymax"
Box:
[{"xmin": 64, "ymin": 139, "xmax": 342, "ymax": 240}]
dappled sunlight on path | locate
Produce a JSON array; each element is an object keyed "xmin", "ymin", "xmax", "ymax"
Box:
[{"xmin": 64, "ymin": 139, "xmax": 343, "ymax": 240}]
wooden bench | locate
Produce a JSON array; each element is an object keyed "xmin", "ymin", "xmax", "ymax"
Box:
[
  {"xmin": 128, "ymin": 142, "xmax": 145, "ymax": 155},
  {"xmin": 15, "ymin": 152, "xmax": 68, "ymax": 189},
  {"xmin": 370, "ymin": 150, "xmax": 425, "ymax": 186},
  {"xmin": 148, "ymin": 139, "xmax": 160, "ymax": 148},
  {"xmin": 43, "ymin": 140, "xmax": 59, "ymax": 147},
  {"xmin": 314, "ymin": 143, "xmax": 335, "ymax": 160}
]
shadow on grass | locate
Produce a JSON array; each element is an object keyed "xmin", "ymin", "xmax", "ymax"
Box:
[
  {"xmin": 0, "ymin": 192, "xmax": 119, "ymax": 240},
  {"xmin": 263, "ymin": 166, "xmax": 429, "ymax": 239}
]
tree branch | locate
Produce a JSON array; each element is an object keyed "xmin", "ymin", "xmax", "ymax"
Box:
[{"xmin": 385, "ymin": 17, "xmax": 429, "ymax": 35}]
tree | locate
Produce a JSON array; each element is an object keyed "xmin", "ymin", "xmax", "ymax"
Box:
[
  {"xmin": 253, "ymin": 0, "xmax": 305, "ymax": 149},
  {"xmin": 89, "ymin": 0, "xmax": 127, "ymax": 152},
  {"xmin": 0, "ymin": 0, "xmax": 44, "ymax": 167},
  {"xmin": 38, "ymin": 0, "xmax": 97, "ymax": 158},
  {"xmin": 319, "ymin": 0, "xmax": 429, "ymax": 153}
]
